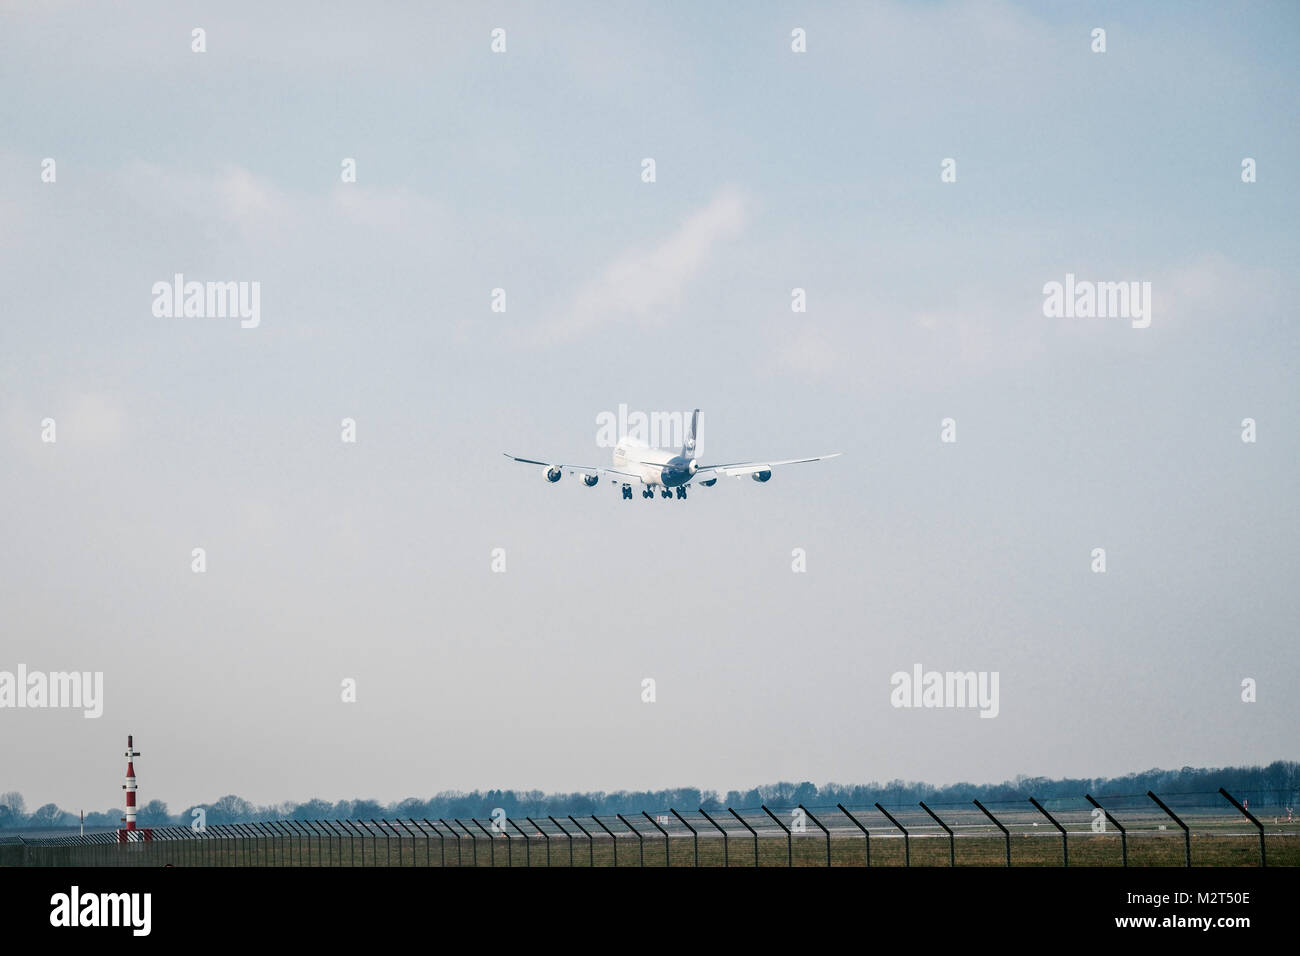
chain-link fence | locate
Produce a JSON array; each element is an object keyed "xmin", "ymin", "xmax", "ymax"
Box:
[{"xmin": 5, "ymin": 789, "xmax": 1295, "ymax": 867}]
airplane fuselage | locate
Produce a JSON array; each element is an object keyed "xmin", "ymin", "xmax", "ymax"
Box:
[{"xmin": 612, "ymin": 438, "xmax": 696, "ymax": 488}]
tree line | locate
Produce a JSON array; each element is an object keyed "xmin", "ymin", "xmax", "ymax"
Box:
[{"xmin": 2, "ymin": 760, "xmax": 1295, "ymax": 830}]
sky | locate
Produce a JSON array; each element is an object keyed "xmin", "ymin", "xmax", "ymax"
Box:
[{"xmin": 0, "ymin": 1, "xmax": 1297, "ymax": 814}]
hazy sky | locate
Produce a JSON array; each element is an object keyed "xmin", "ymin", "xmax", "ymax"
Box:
[{"xmin": 1, "ymin": 1, "xmax": 1297, "ymax": 814}]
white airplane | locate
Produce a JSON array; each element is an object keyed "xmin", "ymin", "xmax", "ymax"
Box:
[{"xmin": 504, "ymin": 409, "xmax": 840, "ymax": 500}]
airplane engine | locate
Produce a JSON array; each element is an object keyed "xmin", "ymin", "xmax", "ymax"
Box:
[
  {"xmin": 544, "ymin": 466, "xmax": 563, "ymax": 483},
  {"xmin": 751, "ymin": 470, "xmax": 772, "ymax": 483},
  {"xmin": 582, "ymin": 474, "xmax": 599, "ymax": 487},
  {"xmin": 700, "ymin": 478, "xmax": 717, "ymax": 487}
]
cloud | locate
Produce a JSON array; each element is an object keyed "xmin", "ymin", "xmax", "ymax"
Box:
[{"xmin": 543, "ymin": 187, "xmax": 749, "ymax": 341}]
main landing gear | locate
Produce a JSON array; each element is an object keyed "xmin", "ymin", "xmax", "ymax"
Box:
[{"xmin": 627, "ymin": 484, "xmax": 688, "ymax": 500}]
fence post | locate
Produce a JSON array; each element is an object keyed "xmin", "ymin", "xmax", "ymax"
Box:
[
  {"xmin": 361, "ymin": 820, "xmax": 377, "ymax": 866},
  {"xmin": 496, "ymin": 817, "xmax": 513, "ymax": 866},
  {"xmin": 800, "ymin": 805, "xmax": 831, "ymax": 867},
  {"xmin": 229, "ymin": 824, "xmax": 245, "ymax": 867},
  {"xmin": 422, "ymin": 819, "xmax": 444, "ymax": 867},
  {"xmin": 280, "ymin": 822, "xmax": 299, "ymax": 866},
  {"xmin": 919, "ymin": 802, "xmax": 955, "ymax": 867},
  {"xmin": 285, "ymin": 821, "xmax": 301, "ymax": 866},
  {"xmin": 360, "ymin": 820, "xmax": 376, "ymax": 867},
  {"xmin": 1028, "ymin": 798, "xmax": 1068, "ymax": 867},
  {"xmin": 1084, "ymin": 795, "xmax": 1126, "ymax": 867},
  {"xmin": 472, "ymin": 819, "xmax": 496, "ymax": 867},
  {"xmin": 643, "ymin": 812, "xmax": 671, "ymax": 867},
  {"xmin": 526, "ymin": 817, "xmax": 550, "ymax": 867},
  {"xmin": 549, "ymin": 816, "xmax": 574, "ymax": 867},
  {"xmin": 404, "ymin": 818, "xmax": 425, "ymax": 867},
  {"xmin": 567, "ymin": 815, "xmax": 595, "ymax": 867},
  {"xmin": 417, "ymin": 819, "xmax": 433, "ymax": 867},
  {"xmin": 316, "ymin": 820, "xmax": 328, "ymax": 867},
  {"xmin": 262, "ymin": 822, "xmax": 280, "ymax": 866},
  {"xmin": 439, "ymin": 819, "xmax": 463, "ymax": 867},
  {"xmin": 422, "ymin": 818, "xmax": 436, "ymax": 867},
  {"xmin": 395, "ymin": 819, "xmax": 417, "ymax": 866},
  {"xmin": 279, "ymin": 822, "xmax": 297, "ymax": 868},
  {"xmin": 837, "ymin": 804, "xmax": 870, "ymax": 867},
  {"xmin": 392, "ymin": 819, "xmax": 408, "ymax": 867},
  {"xmin": 455, "ymin": 820, "xmax": 478, "ymax": 867},
  {"xmin": 318, "ymin": 821, "xmax": 335, "ymax": 867},
  {"xmin": 275, "ymin": 822, "xmax": 292, "ymax": 866},
  {"xmin": 250, "ymin": 823, "xmax": 268, "ymax": 866},
  {"xmin": 248, "ymin": 823, "xmax": 266, "ymax": 866},
  {"xmin": 761, "ymin": 806, "xmax": 792, "ymax": 867},
  {"xmin": 342, "ymin": 820, "xmax": 365, "ymax": 866},
  {"xmin": 698, "ymin": 808, "xmax": 728, "ymax": 867},
  {"xmin": 293, "ymin": 821, "xmax": 310, "ymax": 867},
  {"xmin": 344, "ymin": 820, "xmax": 360, "ymax": 867},
  {"xmin": 1219, "ymin": 788, "xmax": 1265, "ymax": 867},
  {"xmin": 352, "ymin": 819, "xmax": 372, "ymax": 866},
  {"xmin": 227, "ymin": 822, "xmax": 244, "ymax": 868},
  {"xmin": 384, "ymin": 819, "xmax": 402, "ymax": 867},
  {"xmin": 617, "ymin": 815, "xmax": 644, "ymax": 867},
  {"xmin": 972, "ymin": 800, "xmax": 1011, "ymax": 867},
  {"xmin": 372, "ymin": 819, "xmax": 391, "ymax": 867},
  {"xmin": 669, "ymin": 809, "xmax": 696, "ymax": 867},
  {"xmin": 288, "ymin": 822, "xmax": 308, "ymax": 868},
  {"xmin": 300, "ymin": 820, "xmax": 318, "ymax": 867},
  {"xmin": 323, "ymin": 816, "xmax": 340, "ymax": 863},
  {"xmin": 593, "ymin": 816, "xmax": 619, "ymax": 867},
  {"xmin": 508, "ymin": 817, "xmax": 531, "ymax": 867},
  {"xmin": 1147, "ymin": 792, "xmax": 1191, "ymax": 868},
  {"xmin": 874, "ymin": 803, "xmax": 910, "ymax": 867},
  {"xmin": 728, "ymin": 808, "xmax": 759, "ymax": 867}
]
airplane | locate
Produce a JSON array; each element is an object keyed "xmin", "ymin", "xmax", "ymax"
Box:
[{"xmin": 504, "ymin": 409, "xmax": 840, "ymax": 500}]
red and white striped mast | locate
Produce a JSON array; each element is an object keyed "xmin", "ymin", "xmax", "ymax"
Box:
[{"xmin": 121, "ymin": 735, "xmax": 140, "ymax": 831}]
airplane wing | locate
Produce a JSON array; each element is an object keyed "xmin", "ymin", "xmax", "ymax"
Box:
[
  {"xmin": 502, "ymin": 453, "xmax": 643, "ymax": 484},
  {"xmin": 503, "ymin": 453, "xmax": 599, "ymax": 476},
  {"xmin": 693, "ymin": 453, "xmax": 841, "ymax": 481}
]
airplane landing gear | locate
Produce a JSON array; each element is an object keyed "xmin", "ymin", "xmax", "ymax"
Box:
[
  {"xmin": 660, "ymin": 488, "xmax": 672, "ymax": 499},
  {"xmin": 675, "ymin": 486, "xmax": 687, "ymax": 500},
  {"xmin": 642, "ymin": 488, "xmax": 654, "ymax": 499},
  {"xmin": 621, "ymin": 484, "xmax": 633, "ymax": 499}
]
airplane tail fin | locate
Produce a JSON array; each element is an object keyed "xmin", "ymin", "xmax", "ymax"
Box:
[{"xmin": 682, "ymin": 408, "xmax": 700, "ymax": 460}]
